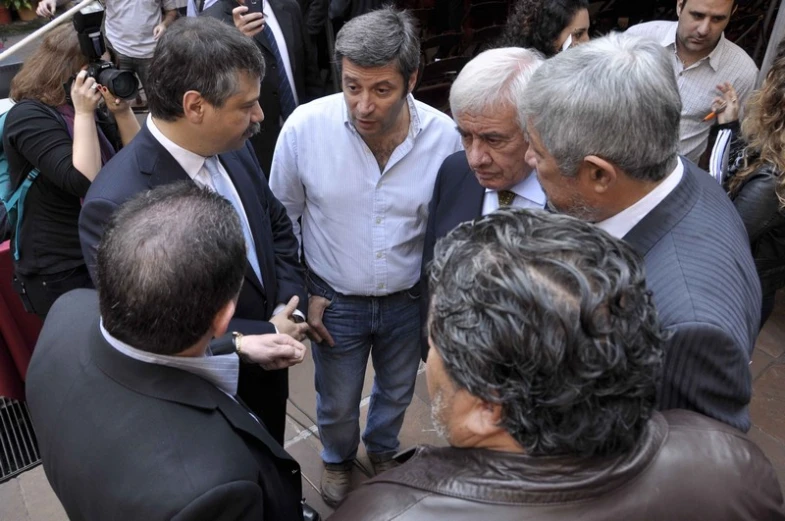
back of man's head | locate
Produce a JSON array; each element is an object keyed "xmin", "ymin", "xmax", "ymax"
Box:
[
  {"xmin": 146, "ymin": 16, "xmax": 265, "ymax": 121},
  {"xmin": 450, "ymin": 47, "xmax": 544, "ymax": 130},
  {"xmin": 522, "ymin": 32, "xmax": 682, "ymax": 182},
  {"xmin": 428, "ymin": 208, "xmax": 666, "ymax": 458},
  {"xmin": 334, "ymin": 6, "xmax": 420, "ymax": 89},
  {"xmin": 97, "ymin": 182, "xmax": 246, "ymax": 355}
]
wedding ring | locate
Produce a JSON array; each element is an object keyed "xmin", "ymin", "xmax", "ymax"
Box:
[
  {"xmin": 90, "ymin": 83, "xmax": 98, "ymax": 90},
  {"xmin": 731, "ymin": 97, "xmax": 737, "ymax": 102}
]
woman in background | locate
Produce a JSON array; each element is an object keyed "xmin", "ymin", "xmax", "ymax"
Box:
[
  {"xmin": 714, "ymin": 39, "xmax": 785, "ymax": 328},
  {"xmin": 3, "ymin": 24, "xmax": 139, "ymax": 318},
  {"xmin": 496, "ymin": 0, "xmax": 590, "ymax": 57}
]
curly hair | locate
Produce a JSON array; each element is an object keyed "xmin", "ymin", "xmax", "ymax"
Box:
[
  {"xmin": 427, "ymin": 208, "xmax": 667, "ymax": 458},
  {"xmin": 496, "ymin": 0, "xmax": 589, "ymax": 57},
  {"xmin": 731, "ymin": 38, "xmax": 785, "ymax": 208}
]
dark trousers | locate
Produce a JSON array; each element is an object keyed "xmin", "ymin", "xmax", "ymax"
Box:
[
  {"xmin": 238, "ymin": 362, "xmax": 288, "ymax": 445},
  {"xmin": 13, "ymin": 265, "xmax": 93, "ymax": 320},
  {"xmin": 761, "ymin": 291, "xmax": 777, "ymax": 330}
]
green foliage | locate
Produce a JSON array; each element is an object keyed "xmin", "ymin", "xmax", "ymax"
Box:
[{"xmin": 1, "ymin": 0, "xmax": 33, "ymax": 11}]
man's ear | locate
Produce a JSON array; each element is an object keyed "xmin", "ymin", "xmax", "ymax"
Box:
[
  {"xmin": 578, "ymin": 155, "xmax": 617, "ymax": 195},
  {"xmin": 407, "ymin": 70, "xmax": 418, "ymax": 95},
  {"xmin": 212, "ymin": 299, "xmax": 237, "ymax": 338},
  {"xmin": 183, "ymin": 90, "xmax": 206, "ymax": 124},
  {"xmin": 463, "ymin": 394, "xmax": 505, "ymax": 439}
]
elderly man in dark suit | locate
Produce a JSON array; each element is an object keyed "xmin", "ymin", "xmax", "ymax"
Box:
[
  {"xmin": 521, "ymin": 32, "xmax": 761, "ymax": 432},
  {"xmin": 420, "ymin": 47, "xmax": 545, "ymax": 360},
  {"xmin": 28, "ymin": 183, "xmax": 307, "ymax": 520},
  {"xmin": 202, "ymin": 0, "xmax": 324, "ymax": 175},
  {"xmin": 79, "ymin": 17, "xmax": 309, "ymax": 444}
]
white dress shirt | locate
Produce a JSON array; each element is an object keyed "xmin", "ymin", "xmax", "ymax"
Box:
[
  {"xmin": 596, "ymin": 158, "xmax": 684, "ymax": 239},
  {"xmin": 270, "ymin": 93, "xmax": 464, "ymax": 296},
  {"xmin": 482, "ymin": 172, "xmax": 546, "ymax": 215},
  {"xmin": 263, "ymin": 0, "xmax": 299, "ymax": 107},
  {"xmin": 100, "ymin": 320, "xmax": 240, "ymax": 396},
  {"xmin": 626, "ymin": 21, "xmax": 758, "ymax": 163}
]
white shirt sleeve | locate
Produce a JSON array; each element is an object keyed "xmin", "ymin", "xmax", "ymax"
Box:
[{"xmin": 269, "ymin": 122, "xmax": 307, "ymax": 251}]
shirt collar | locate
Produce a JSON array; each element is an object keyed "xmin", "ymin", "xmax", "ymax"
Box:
[
  {"xmin": 485, "ymin": 172, "xmax": 546, "ymax": 206},
  {"xmin": 595, "ymin": 158, "xmax": 684, "ymax": 239},
  {"xmin": 100, "ymin": 318, "xmax": 239, "ymax": 396},
  {"xmin": 343, "ymin": 93, "xmax": 422, "ymax": 138},
  {"xmin": 146, "ymin": 115, "xmax": 209, "ymax": 181}
]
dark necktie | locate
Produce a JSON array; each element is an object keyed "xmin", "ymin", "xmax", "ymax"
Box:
[
  {"xmin": 497, "ymin": 190, "xmax": 516, "ymax": 207},
  {"xmin": 261, "ymin": 24, "xmax": 297, "ymax": 119}
]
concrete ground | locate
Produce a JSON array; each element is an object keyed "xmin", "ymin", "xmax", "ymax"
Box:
[{"xmin": 1, "ymin": 291, "xmax": 784, "ymax": 520}]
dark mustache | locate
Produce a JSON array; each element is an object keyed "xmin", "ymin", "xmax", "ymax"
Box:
[{"xmin": 245, "ymin": 121, "xmax": 261, "ymax": 137}]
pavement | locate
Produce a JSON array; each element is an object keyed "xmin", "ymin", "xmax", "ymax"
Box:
[{"xmin": 1, "ymin": 291, "xmax": 783, "ymax": 520}]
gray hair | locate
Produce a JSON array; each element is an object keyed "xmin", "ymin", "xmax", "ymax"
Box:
[
  {"xmin": 522, "ymin": 32, "xmax": 682, "ymax": 182},
  {"xmin": 147, "ymin": 17, "xmax": 265, "ymax": 122},
  {"xmin": 450, "ymin": 47, "xmax": 544, "ymax": 130},
  {"xmin": 334, "ymin": 6, "xmax": 420, "ymax": 89},
  {"xmin": 428, "ymin": 208, "xmax": 666, "ymax": 458}
]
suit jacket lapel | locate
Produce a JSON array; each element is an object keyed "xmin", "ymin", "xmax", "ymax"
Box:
[
  {"xmin": 459, "ymin": 155, "xmax": 485, "ymax": 220},
  {"xmin": 623, "ymin": 159, "xmax": 700, "ymax": 257},
  {"xmin": 217, "ymin": 152, "xmax": 271, "ymax": 297}
]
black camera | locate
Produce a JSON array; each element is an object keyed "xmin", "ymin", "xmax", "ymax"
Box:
[{"xmin": 66, "ymin": 3, "xmax": 139, "ymax": 101}]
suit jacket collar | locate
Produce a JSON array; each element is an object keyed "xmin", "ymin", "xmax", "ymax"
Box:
[
  {"xmin": 623, "ymin": 158, "xmax": 701, "ymax": 257},
  {"xmin": 458, "ymin": 154, "xmax": 486, "ymax": 219},
  {"xmin": 90, "ymin": 317, "xmax": 295, "ymax": 465}
]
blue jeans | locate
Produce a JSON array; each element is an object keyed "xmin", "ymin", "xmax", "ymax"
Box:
[{"xmin": 307, "ymin": 271, "xmax": 421, "ymax": 464}]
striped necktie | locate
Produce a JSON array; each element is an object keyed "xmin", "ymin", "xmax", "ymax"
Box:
[{"xmin": 261, "ymin": 24, "xmax": 297, "ymax": 119}]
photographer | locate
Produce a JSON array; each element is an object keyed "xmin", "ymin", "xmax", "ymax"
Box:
[{"xmin": 3, "ymin": 24, "xmax": 140, "ymax": 318}]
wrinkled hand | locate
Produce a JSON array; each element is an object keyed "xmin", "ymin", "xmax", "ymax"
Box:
[
  {"xmin": 98, "ymin": 85, "xmax": 133, "ymax": 113},
  {"xmin": 269, "ymin": 295, "xmax": 309, "ymax": 341},
  {"xmin": 153, "ymin": 23, "xmax": 167, "ymax": 40},
  {"xmin": 714, "ymin": 82, "xmax": 740, "ymax": 125},
  {"xmin": 240, "ymin": 333, "xmax": 306, "ymax": 370},
  {"xmin": 36, "ymin": 0, "xmax": 56, "ymax": 18},
  {"xmin": 232, "ymin": 5, "xmax": 265, "ymax": 38},
  {"xmin": 71, "ymin": 70, "xmax": 103, "ymax": 116},
  {"xmin": 307, "ymin": 295, "xmax": 335, "ymax": 347}
]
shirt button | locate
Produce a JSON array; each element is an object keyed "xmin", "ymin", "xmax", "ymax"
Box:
[
  {"xmin": 377, "ymin": 283, "xmax": 385, "ymax": 290},
  {"xmin": 376, "ymin": 252, "xmax": 383, "ymax": 259},
  {"xmin": 376, "ymin": 217, "xmax": 382, "ymax": 224}
]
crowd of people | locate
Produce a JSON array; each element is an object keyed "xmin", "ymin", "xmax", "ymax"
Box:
[{"xmin": 2, "ymin": 0, "xmax": 785, "ymax": 519}]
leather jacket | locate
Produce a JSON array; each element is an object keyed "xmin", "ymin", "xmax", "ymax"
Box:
[
  {"xmin": 723, "ymin": 121, "xmax": 785, "ymax": 297},
  {"xmin": 328, "ymin": 410, "xmax": 785, "ymax": 521}
]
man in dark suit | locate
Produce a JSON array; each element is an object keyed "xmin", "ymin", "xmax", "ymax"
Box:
[
  {"xmin": 203, "ymin": 0, "xmax": 324, "ymax": 175},
  {"xmin": 420, "ymin": 48, "xmax": 545, "ymax": 359},
  {"xmin": 521, "ymin": 33, "xmax": 761, "ymax": 432},
  {"xmin": 28, "ymin": 182, "xmax": 306, "ymax": 520},
  {"xmin": 79, "ymin": 17, "xmax": 308, "ymax": 444}
]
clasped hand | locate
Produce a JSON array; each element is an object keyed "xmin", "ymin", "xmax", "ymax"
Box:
[{"xmin": 239, "ymin": 333, "xmax": 306, "ymax": 371}]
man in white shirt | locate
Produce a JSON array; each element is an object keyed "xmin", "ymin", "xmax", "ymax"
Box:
[
  {"xmin": 626, "ymin": 0, "xmax": 757, "ymax": 164},
  {"xmin": 521, "ymin": 33, "xmax": 760, "ymax": 433},
  {"xmin": 270, "ymin": 6, "xmax": 462, "ymax": 507},
  {"xmin": 420, "ymin": 47, "xmax": 545, "ymax": 359}
]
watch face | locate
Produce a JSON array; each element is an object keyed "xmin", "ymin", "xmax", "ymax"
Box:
[{"xmin": 292, "ymin": 315, "xmax": 305, "ymax": 324}]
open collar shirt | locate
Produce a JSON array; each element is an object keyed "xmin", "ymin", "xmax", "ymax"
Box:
[
  {"xmin": 625, "ymin": 21, "xmax": 758, "ymax": 163},
  {"xmin": 269, "ymin": 93, "xmax": 463, "ymax": 296}
]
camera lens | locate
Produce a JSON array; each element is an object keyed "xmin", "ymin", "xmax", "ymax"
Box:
[{"xmin": 98, "ymin": 69, "xmax": 139, "ymax": 100}]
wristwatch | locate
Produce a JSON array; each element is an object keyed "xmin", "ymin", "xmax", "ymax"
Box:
[
  {"xmin": 292, "ymin": 314, "xmax": 305, "ymax": 324},
  {"xmin": 210, "ymin": 331, "xmax": 243, "ymax": 356},
  {"xmin": 232, "ymin": 331, "xmax": 245, "ymax": 358}
]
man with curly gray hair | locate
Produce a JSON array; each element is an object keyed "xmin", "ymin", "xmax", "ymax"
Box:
[{"xmin": 329, "ymin": 208, "xmax": 784, "ymax": 521}]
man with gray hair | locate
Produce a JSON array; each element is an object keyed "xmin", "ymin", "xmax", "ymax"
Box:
[
  {"xmin": 330, "ymin": 208, "xmax": 784, "ymax": 521},
  {"xmin": 420, "ymin": 47, "xmax": 544, "ymax": 359},
  {"xmin": 270, "ymin": 6, "xmax": 462, "ymax": 506},
  {"xmin": 522, "ymin": 32, "xmax": 760, "ymax": 431}
]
